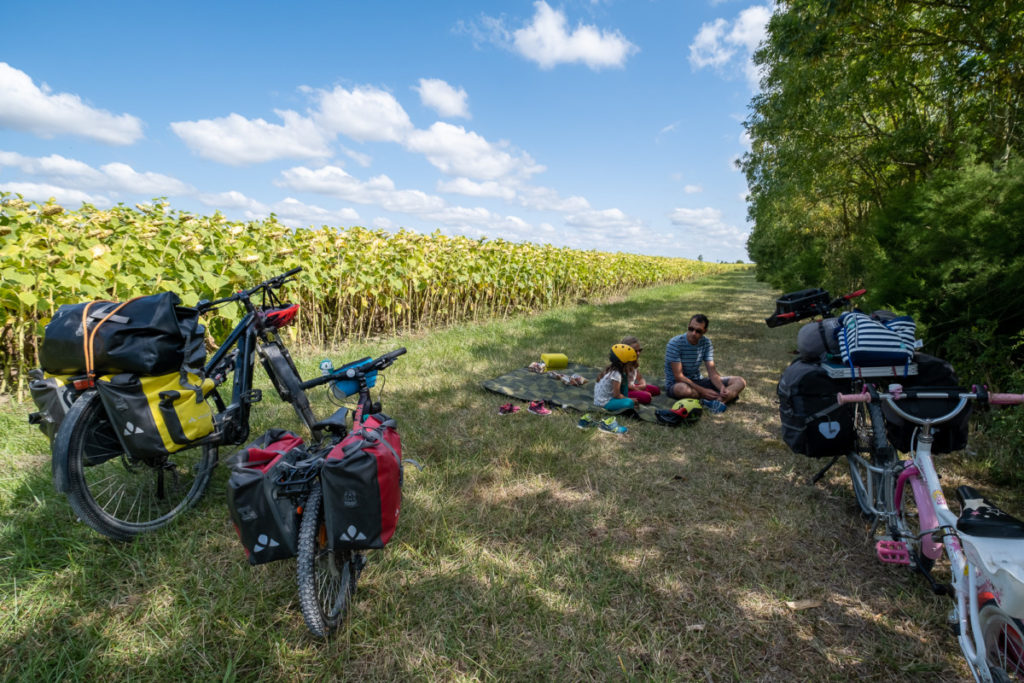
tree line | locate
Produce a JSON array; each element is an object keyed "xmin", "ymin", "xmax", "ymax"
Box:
[{"xmin": 742, "ymin": 0, "xmax": 1024, "ymax": 476}]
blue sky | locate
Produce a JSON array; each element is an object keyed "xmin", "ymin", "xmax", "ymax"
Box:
[{"xmin": 0, "ymin": 1, "xmax": 772, "ymax": 263}]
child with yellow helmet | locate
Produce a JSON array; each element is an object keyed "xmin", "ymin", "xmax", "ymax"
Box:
[{"xmin": 593, "ymin": 344, "xmax": 640, "ymax": 413}]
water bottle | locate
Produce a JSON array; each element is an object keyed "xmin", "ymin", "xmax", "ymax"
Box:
[{"xmin": 319, "ymin": 359, "xmax": 334, "ymax": 376}]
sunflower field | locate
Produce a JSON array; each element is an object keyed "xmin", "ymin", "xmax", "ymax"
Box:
[{"xmin": 0, "ymin": 194, "xmax": 739, "ymax": 396}]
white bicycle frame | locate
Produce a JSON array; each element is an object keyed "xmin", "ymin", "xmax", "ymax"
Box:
[{"xmin": 840, "ymin": 388, "xmax": 1024, "ymax": 683}]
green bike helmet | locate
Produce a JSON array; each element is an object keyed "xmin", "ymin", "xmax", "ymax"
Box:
[{"xmin": 610, "ymin": 343, "xmax": 638, "ymax": 364}]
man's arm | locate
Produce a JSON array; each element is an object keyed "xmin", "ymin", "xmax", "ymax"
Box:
[{"xmin": 672, "ymin": 361, "xmax": 719, "ymax": 400}]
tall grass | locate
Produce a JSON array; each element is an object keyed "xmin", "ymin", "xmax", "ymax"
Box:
[{"xmin": 1, "ymin": 270, "xmax": 1016, "ymax": 680}]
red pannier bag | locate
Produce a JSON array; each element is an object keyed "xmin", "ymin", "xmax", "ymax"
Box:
[{"xmin": 321, "ymin": 413, "xmax": 402, "ymax": 550}]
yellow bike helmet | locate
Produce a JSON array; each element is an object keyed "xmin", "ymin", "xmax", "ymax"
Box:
[
  {"xmin": 672, "ymin": 398, "xmax": 702, "ymax": 416},
  {"xmin": 610, "ymin": 343, "xmax": 638, "ymax": 364}
]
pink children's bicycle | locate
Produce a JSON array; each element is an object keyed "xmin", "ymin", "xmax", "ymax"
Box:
[{"xmin": 838, "ymin": 384, "xmax": 1024, "ymax": 683}]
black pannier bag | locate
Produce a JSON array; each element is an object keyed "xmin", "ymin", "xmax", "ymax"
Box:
[
  {"xmin": 27, "ymin": 369, "xmax": 76, "ymax": 442},
  {"xmin": 883, "ymin": 353, "xmax": 970, "ymax": 454},
  {"xmin": 777, "ymin": 359, "xmax": 855, "ymax": 457},
  {"xmin": 40, "ymin": 292, "xmax": 205, "ymax": 377},
  {"xmin": 226, "ymin": 430, "xmax": 307, "ymax": 565}
]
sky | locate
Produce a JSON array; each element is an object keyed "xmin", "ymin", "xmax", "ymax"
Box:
[{"xmin": 0, "ymin": 1, "xmax": 773, "ymax": 263}]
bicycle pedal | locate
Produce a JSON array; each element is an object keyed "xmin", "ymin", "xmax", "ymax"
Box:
[
  {"xmin": 241, "ymin": 389, "xmax": 263, "ymax": 404},
  {"xmin": 876, "ymin": 539, "xmax": 911, "ymax": 565}
]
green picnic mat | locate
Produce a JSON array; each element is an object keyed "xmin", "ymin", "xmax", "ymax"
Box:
[{"xmin": 481, "ymin": 363, "xmax": 678, "ymax": 423}]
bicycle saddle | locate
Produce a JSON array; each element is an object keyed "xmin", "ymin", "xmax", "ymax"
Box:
[{"xmin": 956, "ymin": 485, "xmax": 1024, "ymax": 538}]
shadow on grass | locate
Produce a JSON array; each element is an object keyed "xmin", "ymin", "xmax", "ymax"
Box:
[{"xmin": 0, "ymin": 269, "xmax": 964, "ymax": 680}]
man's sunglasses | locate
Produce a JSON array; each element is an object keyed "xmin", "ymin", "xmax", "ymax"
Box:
[{"xmin": 688, "ymin": 326, "xmax": 705, "ymax": 334}]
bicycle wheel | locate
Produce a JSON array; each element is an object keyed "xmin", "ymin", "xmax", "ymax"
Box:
[
  {"xmin": 296, "ymin": 482, "xmax": 363, "ymax": 638},
  {"xmin": 980, "ymin": 601, "xmax": 1024, "ymax": 681},
  {"xmin": 846, "ymin": 402, "xmax": 878, "ymax": 518},
  {"xmin": 891, "ymin": 467, "xmax": 935, "ymax": 574},
  {"xmin": 56, "ymin": 391, "xmax": 217, "ymax": 541}
]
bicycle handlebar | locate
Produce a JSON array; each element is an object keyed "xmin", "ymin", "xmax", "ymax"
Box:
[
  {"xmin": 298, "ymin": 347, "xmax": 407, "ymax": 392},
  {"xmin": 766, "ymin": 287, "xmax": 866, "ymax": 327},
  {"xmin": 837, "ymin": 387, "xmax": 1024, "ymax": 427},
  {"xmin": 197, "ymin": 267, "xmax": 304, "ymax": 312}
]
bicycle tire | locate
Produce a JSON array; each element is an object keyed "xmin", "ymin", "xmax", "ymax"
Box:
[
  {"xmin": 296, "ymin": 482, "xmax": 362, "ymax": 638},
  {"xmin": 980, "ymin": 600, "xmax": 1024, "ymax": 681},
  {"xmin": 56, "ymin": 390, "xmax": 217, "ymax": 541},
  {"xmin": 891, "ymin": 468, "xmax": 935, "ymax": 574},
  {"xmin": 847, "ymin": 400, "xmax": 886, "ymax": 520}
]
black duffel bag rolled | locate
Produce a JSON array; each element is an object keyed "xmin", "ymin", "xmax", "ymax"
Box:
[{"xmin": 40, "ymin": 292, "xmax": 205, "ymax": 377}]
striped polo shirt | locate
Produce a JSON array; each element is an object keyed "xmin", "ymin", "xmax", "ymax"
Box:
[{"xmin": 664, "ymin": 334, "xmax": 714, "ymax": 389}]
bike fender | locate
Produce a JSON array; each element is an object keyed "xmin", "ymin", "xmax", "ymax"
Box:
[{"xmin": 51, "ymin": 389, "xmax": 99, "ymax": 494}]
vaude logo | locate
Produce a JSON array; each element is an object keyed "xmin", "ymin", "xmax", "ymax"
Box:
[
  {"xmin": 343, "ymin": 490, "xmax": 358, "ymax": 508},
  {"xmin": 123, "ymin": 421, "xmax": 145, "ymax": 436},
  {"xmin": 253, "ymin": 533, "xmax": 280, "ymax": 553},
  {"xmin": 340, "ymin": 524, "xmax": 367, "ymax": 543}
]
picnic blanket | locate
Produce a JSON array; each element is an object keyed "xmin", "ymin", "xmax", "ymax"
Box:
[{"xmin": 481, "ymin": 363, "xmax": 679, "ymax": 423}]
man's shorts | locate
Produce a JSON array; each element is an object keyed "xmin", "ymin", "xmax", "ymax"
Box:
[{"xmin": 666, "ymin": 376, "xmax": 732, "ymax": 396}]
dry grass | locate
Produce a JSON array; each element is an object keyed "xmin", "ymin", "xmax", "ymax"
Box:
[{"xmin": 1, "ymin": 269, "xmax": 1013, "ymax": 681}]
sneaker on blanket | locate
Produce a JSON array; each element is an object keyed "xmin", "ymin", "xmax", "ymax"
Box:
[
  {"xmin": 598, "ymin": 417, "xmax": 627, "ymax": 434},
  {"xmin": 498, "ymin": 403, "xmax": 520, "ymax": 415},
  {"xmin": 700, "ymin": 399, "xmax": 727, "ymax": 414},
  {"xmin": 528, "ymin": 400, "xmax": 552, "ymax": 416},
  {"xmin": 577, "ymin": 413, "xmax": 596, "ymax": 429}
]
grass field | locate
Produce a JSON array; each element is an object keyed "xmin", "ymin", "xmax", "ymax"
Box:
[{"xmin": 1, "ymin": 269, "xmax": 1018, "ymax": 681}]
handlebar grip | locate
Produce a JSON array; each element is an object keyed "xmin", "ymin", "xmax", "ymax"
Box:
[
  {"xmin": 837, "ymin": 392, "xmax": 870, "ymax": 405},
  {"xmin": 989, "ymin": 393, "xmax": 1024, "ymax": 405},
  {"xmin": 383, "ymin": 347, "xmax": 407, "ymax": 361},
  {"xmin": 845, "ymin": 288, "xmax": 866, "ymax": 299},
  {"xmin": 283, "ymin": 266, "xmax": 303, "ymax": 278}
]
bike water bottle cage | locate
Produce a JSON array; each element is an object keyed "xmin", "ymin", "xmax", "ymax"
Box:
[{"xmin": 955, "ymin": 485, "xmax": 1024, "ymax": 538}]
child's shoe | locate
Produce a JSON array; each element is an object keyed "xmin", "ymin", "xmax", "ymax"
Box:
[
  {"xmin": 528, "ymin": 400, "xmax": 552, "ymax": 416},
  {"xmin": 577, "ymin": 413, "xmax": 596, "ymax": 429},
  {"xmin": 498, "ymin": 403, "xmax": 520, "ymax": 415},
  {"xmin": 598, "ymin": 417, "xmax": 627, "ymax": 434}
]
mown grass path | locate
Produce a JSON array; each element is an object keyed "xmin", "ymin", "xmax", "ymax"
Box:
[{"xmin": 1, "ymin": 269, "xmax": 1002, "ymax": 680}]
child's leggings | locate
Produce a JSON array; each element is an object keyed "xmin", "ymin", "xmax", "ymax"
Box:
[
  {"xmin": 602, "ymin": 397, "xmax": 635, "ymax": 412},
  {"xmin": 628, "ymin": 385, "xmax": 661, "ymax": 404}
]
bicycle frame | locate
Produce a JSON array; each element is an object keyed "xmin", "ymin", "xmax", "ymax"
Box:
[{"xmin": 840, "ymin": 387, "xmax": 1024, "ymax": 682}]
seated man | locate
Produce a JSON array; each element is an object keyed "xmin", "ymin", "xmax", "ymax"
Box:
[{"xmin": 664, "ymin": 314, "xmax": 746, "ymax": 411}]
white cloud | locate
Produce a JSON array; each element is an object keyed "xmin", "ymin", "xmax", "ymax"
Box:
[
  {"xmin": 689, "ymin": 5, "xmax": 772, "ymax": 90},
  {"xmin": 565, "ymin": 207, "xmax": 639, "ymax": 229},
  {"xmin": 342, "ymin": 146, "xmax": 372, "ymax": 167},
  {"xmin": 437, "ymin": 177, "xmax": 517, "ymax": 200},
  {"xmin": 517, "ymin": 185, "xmax": 590, "ymax": 212},
  {"xmin": 513, "ymin": 1, "xmax": 637, "ymax": 70},
  {"xmin": 277, "ymin": 164, "xmax": 446, "ymax": 214},
  {"xmin": 464, "ymin": 2, "xmax": 636, "ymax": 70},
  {"xmin": 684, "ymin": 184, "xmax": 703, "ymax": 194},
  {"xmin": 415, "ymin": 78, "xmax": 470, "ymax": 118},
  {"xmin": 198, "ymin": 190, "xmax": 260, "ymax": 211},
  {"xmin": 0, "ymin": 181, "xmax": 110, "ymax": 207},
  {"xmin": 313, "ymin": 85, "xmax": 414, "ymax": 143},
  {"xmin": 170, "ymin": 110, "xmax": 331, "ymax": 165},
  {"xmin": 0, "ymin": 150, "xmax": 192, "ymax": 196},
  {"xmin": 689, "ymin": 19, "xmax": 735, "ymax": 69},
  {"xmin": 0, "ymin": 63, "xmax": 143, "ymax": 145},
  {"xmin": 668, "ymin": 206, "xmax": 750, "ymax": 261},
  {"xmin": 262, "ymin": 197, "xmax": 360, "ymax": 228},
  {"xmin": 668, "ymin": 206, "xmax": 749, "ymax": 257},
  {"xmin": 405, "ymin": 122, "xmax": 543, "ymax": 181}
]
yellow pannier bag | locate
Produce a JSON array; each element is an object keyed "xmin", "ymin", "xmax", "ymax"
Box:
[{"xmin": 95, "ymin": 371, "xmax": 215, "ymax": 463}]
